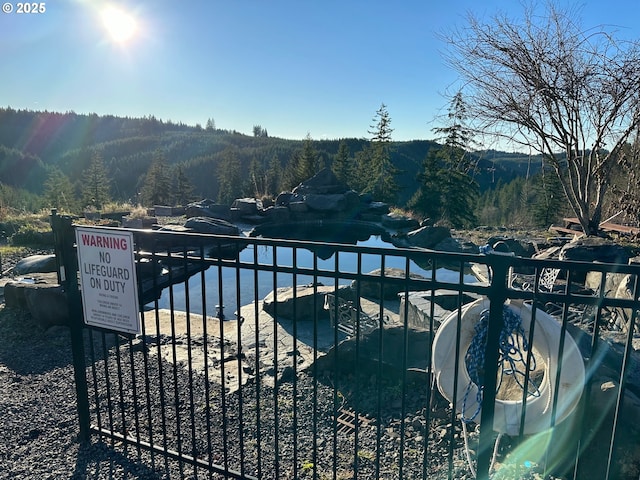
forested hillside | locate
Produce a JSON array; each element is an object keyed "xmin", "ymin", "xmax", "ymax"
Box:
[{"xmin": 0, "ymin": 107, "xmax": 542, "ymax": 223}]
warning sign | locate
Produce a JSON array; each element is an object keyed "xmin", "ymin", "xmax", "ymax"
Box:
[{"xmin": 76, "ymin": 227, "xmax": 141, "ymax": 335}]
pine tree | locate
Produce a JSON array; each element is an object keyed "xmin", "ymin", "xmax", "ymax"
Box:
[
  {"xmin": 266, "ymin": 155, "xmax": 283, "ymax": 196},
  {"xmin": 43, "ymin": 167, "xmax": 77, "ymax": 212},
  {"xmin": 172, "ymin": 165, "xmax": 196, "ymax": 206},
  {"xmin": 532, "ymin": 168, "xmax": 565, "ymax": 227},
  {"xmin": 332, "ymin": 140, "xmax": 351, "ymax": 186},
  {"xmin": 366, "ymin": 103, "xmax": 400, "ymax": 203},
  {"xmin": 407, "ymin": 151, "xmax": 445, "ymax": 221},
  {"xmin": 81, "ymin": 150, "xmax": 111, "ymax": 210},
  {"xmin": 141, "ymin": 150, "xmax": 172, "ymax": 206},
  {"xmin": 217, "ymin": 147, "xmax": 243, "ymax": 204},
  {"xmin": 297, "ymin": 133, "xmax": 320, "ymax": 181},
  {"xmin": 412, "ymin": 94, "xmax": 479, "ymax": 228}
]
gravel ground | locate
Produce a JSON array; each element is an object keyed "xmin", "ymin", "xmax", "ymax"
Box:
[
  {"xmin": 0, "ymin": 247, "xmax": 483, "ymax": 479},
  {"xmin": 0, "ymin": 247, "xmax": 576, "ymax": 479}
]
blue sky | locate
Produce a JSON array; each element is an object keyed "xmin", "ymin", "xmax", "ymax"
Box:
[{"xmin": 2, "ymin": 1, "xmax": 640, "ymax": 141}]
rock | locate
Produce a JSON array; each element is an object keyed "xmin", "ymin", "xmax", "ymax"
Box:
[
  {"xmin": 262, "ymin": 206, "xmax": 291, "ymax": 223},
  {"xmin": 121, "ymin": 216, "xmax": 158, "ymax": 229},
  {"xmin": 185, "ymin": 199, "xmax": 231, "ymax": 220},
  {"xmin": 381, "ymin": 213, "xmax": 420, "ymax": 230},
  {"xmin": 559, "ymin": 236, "xmax": 629, "ymax": 264},
  {"xmin": 24, "ymin": 284, "xmax": 69, "ymax": 327},
  {"xmin": 231, "ymin": 198, "xmax": 261, "ymax": 216},
  {"xmin": 275, "ymin": 192, "xmax": 303, "ymax": 206},
  {"xmin": 315, "ymin": 324, "xmax": 433, "ymax": 375},
  {"xmin": 13, "ymin": 254, "xmax": 57, "ymax": 275},
  {"xmin": 304, "ymin": 193, "xmax": 348, "ymax": 212},
  {"xmin": 292, "ymin": 167, "xmax": 348, "ymax": 195},
  {"xmin": 183, "ymin": 217, "xmax": 241, "ymax": 236},
  {"xmin": 288, "ymin": 201, "xmax": 308, "ymax": 213},
  {"xmin": 4, "ymin": 274, "xmax": 68, "ymax": 328},
  {"xmin": 406, "ymin": 226, "xmax": 451, "ymax": 249},
  {"xmin": 353, "ymin": 268, "xmax": 428, "ymax": 300},
  {"xmin": 611, "ymin": 270, "xmax": 640, "ymax": 333},
  {"xmin": 486, "ymin": 237, "xmax": 537, "ymax": 257},
  {"xmin": 262, "ymin": 284, "xmax": 334, "ymax": 321}
]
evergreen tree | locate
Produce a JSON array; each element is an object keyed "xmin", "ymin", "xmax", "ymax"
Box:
[
  {"xmin": 432, "ymin": 91, "xmax": 477, "ymax": 173},
  {"xmin": 366, "ymin": 103, "xmax": 400, "ymax": 203},
  {"xmin": 81, "ymin": 150, "xmax": 111, "ymax": 210},
  {"xmin": 249, "ymin": 156, "xmax": 267, "ymax": 197},
  {"xmin": 43, "ymin": 167, "xmax": 76, "ymax": 213},
  {"xmin": 172, "ymin": 165, "xmax": 196, "ymax": 206},
  {"xmin": 407, "ymin": 150, "xmax": 445, "ymax": 221},
  {"xmin": 266, "ymin": 155, "xmax": 283, "ymax": 196},
  {"xmin": 532, "ymin": 168, "xmax": 565, "ymax": 227},
  {"xmin": 206, "ymin": 118, "xmax": 216, "ymax": 131},
  {"xmin": 284, "ymin": 133, "xmax": 320, "ymax": 189},
  {"xmin": 217, "ymin": 147, "xmax": 243, "ymax": 204},
  {"xmin": 411, "ymin": 94, "xmax": 479, "ymax": 228},
  {"xmin": 332, "ymin": 140, "xmax": 351, "ymax": 186},
  {"xmin": 297, "ymin": 133, "xmax": 320, "ymax": 181},
  {"xmin": 141, "ymin": 150, "xmax": 172, "ymax": 206}
]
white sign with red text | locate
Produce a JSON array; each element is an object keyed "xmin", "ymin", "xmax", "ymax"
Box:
[{"xmin": 75, "ymin": 227, "xmax": 141, "ymax": 334}]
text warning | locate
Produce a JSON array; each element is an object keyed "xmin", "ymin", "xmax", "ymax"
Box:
[{"xmin": 76, "ymin": 227, "xmax": 141, "ymax": 334}]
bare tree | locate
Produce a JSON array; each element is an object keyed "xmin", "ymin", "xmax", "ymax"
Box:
[{"xmin": 444, "ymin": 3, "xmax": 640, "ymax": 234}]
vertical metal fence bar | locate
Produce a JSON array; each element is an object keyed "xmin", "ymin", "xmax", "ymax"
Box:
[
  {"xmin": 291, "ymin": 247, "xmax": 299, "ymax": 478},
  {"xmin": 138, "ymin": 295, "xmax": 155, "ymax": 471},
  {"xmin": 166, "ymin": 251, "xmax": 185, "ymax": 475},
  {"xmin": 126, "ymin": 335, "xmax": 142, "ymax": 459},
  {"xmin": 181, "ymin": 245, "xmax": 198, "ymax": 477},
  {"xmin": 331, "ymin": 251, "xmax": 340, "ymax": 480},
  {"xmin": 271, "ymin": 245, "xmax": 280, "ymax": 478},
  {"xmin": 606, "ymin": 271, "xmax": 639, "ymax": 480},
  {"xmin": 423, "ymin": 257, "xmax": 437, "ymax": 480},
  {"xmin": 215, "ymin": 247, "xmax": 229, "ymax": 474},
  {"xmin": 311, "ymin": 253, "xmax": 319, "ymax": 480},
  {"xmin": 51, "ymin": 211, "xmax": 91, "ymax": 442},
  {"xmin": 88, "ymin": 331, "xmax": 102, "ymax": 438},
  {"xmin": 100, "ymin": 331, "xmax": 115, "ymax": 446},
  {"xmin": 114, "ymin": 336, "xmax": 128, "ymax": 440},
  {"xmin": 476, "ymin": 256, "xmax": 509, "ymax": 480},
  {"xmin": 375, "ymin": 253, "xmax": 385, "ymax": 479},
  {"xmin": 151, "ymin": 244, "xmax": 170, "ymax": 476},
  {"xmin": 198, "ymin": 244, "xmax": 213, "ymax": 471},
  {"xmin": 252, "ymin": 245, "xmax": 263, "ymax": 479},
  {"xmin": 234, "ymin": 245, "xmax": 246, "ymax": 478}
]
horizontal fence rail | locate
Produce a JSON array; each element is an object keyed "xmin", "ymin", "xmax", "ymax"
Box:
[{"xmin": 52, "ymin": 215, "xmax": 640, "ymax": 480}]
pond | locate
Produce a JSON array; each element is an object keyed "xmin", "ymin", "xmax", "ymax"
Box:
[{"xmin": 153, "ymin": 231, "xmax": 477, "ymax": 318}]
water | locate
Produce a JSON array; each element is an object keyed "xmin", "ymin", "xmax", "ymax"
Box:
[{"xmin": 154, "ymin": 235, "xmax": 476, "ymax": 317}]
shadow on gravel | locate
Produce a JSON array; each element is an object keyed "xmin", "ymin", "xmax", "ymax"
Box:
[
  {"xmin": 0, "ymin": 306, "xmax": 76, "ymax": 375},
  {"xmin": 73, "ymin": 441, "xmax": 164, "ymax": 479},
  {"xmin": 0, "ymin": 305, "xmax": 126, "ymax": 375}
]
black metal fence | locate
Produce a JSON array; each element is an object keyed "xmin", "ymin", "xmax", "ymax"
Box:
[{"xmin": 51, "ymin": 212, "xmax": 640, "ymax": 480}]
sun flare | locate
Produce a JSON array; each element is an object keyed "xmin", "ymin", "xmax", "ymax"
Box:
[{"xmin": 101, "ymin": 6, "xmax": 137, "ymax": 43}]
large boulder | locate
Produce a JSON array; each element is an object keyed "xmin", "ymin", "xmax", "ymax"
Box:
[
  {"xmin": 262, "ymin": 284, "xmax": 334, "ymax": 321},
  {"xmin": 381, "ymin": 212, "xmax": 420, "ymax": 230},
  {"xmin": 4, "ymin": 273, "xmax": 69, "ymax": 328},
  {"xmin": 352, "ymin": 268, "xmax": 428, "ymax": 300},
  {"xmin": 559, "ymin": 236, "xmax": 629, "ymax": 264},
  {"xmin": 406, "ymin": 226, "xmax": 451, "ymax": 249},
  {"xmin": 292, "ymin": 168, "xmax": 349, "ymax": 195},
  {"xmin": 183, "ymin": 217, "xmax": 241, "ymax": 236},
  {"xmin": 13, "ymin": 254, "xmax": 57, "ymax": 275},
  {"xmin": 185, "ymin": 199, "xmax": 231, "ymax": 220},
  {"xmin": 304, "ymin": 193, "xmax": 348, "ymax": 212},
  {"xmin": 231, "ymin": 198, "xmax": 261, "ymax": 216}
]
